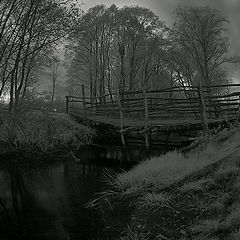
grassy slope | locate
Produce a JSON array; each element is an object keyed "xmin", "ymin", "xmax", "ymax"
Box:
[
  {"xmin": 0, "ymin": 110, "xmax": 94, "ymax": 152},
  {"xmin": 115, "ymin": 126, "xmax": 240, "ymax": 197},
  {"xmin": 89, "ymin": 122, "xmax": 240, "ymax": 240}
]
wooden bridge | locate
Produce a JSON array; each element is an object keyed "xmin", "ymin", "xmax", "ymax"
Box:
[{"xmin": 66, "ymin": 84, "xmax": 240, "ymax": 148}]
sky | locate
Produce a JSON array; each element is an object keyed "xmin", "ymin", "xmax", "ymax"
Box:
[{"xmin": 80, "ymin": 0, "xmax": 240, "ymax": 82}]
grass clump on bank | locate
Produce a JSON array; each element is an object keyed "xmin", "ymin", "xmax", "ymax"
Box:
[
  {"xmin": 138, "ymin": 192, "xmax": 174, "ymax": 211},
  {"xmin": 0, "ymin": 110, "xmax": 94, "ymax": 152},
  {"xmin": 114, "ymin": 123, "xmax": 240, "ymax": 196},
  {"xmin": 114, "ymin": 142, "xmax": 227, "ymax": 196},
  {"xmin": 88, "ymin": 121, "xmax": 240, "ymax": 240}
]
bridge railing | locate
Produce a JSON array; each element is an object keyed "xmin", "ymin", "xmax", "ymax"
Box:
[{"xmin": 66, "ymin": 83, "xmax": 240, "ymax": 124}]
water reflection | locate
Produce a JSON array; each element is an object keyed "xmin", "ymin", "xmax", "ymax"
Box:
[
  {"xmin": 0, "ymin": 158, "xmax": 112, "ymax": 240},
  {"xmin": 0, "ymin": 146, "xmax": 164, "ymax": 240}
]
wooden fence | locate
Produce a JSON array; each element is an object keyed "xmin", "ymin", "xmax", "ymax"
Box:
[{"xmin": 66, "ymin": 84, "xmax": 240, "ymax": 147}]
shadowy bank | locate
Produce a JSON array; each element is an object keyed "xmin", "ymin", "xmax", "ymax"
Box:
[{"xmin": 0, "ymin": 110, "xmax": 94, "ymax": 154}]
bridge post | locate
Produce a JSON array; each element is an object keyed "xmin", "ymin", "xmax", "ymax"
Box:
[
  {"xmin": 197, "ymin": 83, "xmax": 209, "ymax": 135},
  {"xmin": 118, "ymin": 89, "xmax": 126, "ymax": 147},
  {"xmin": 65, "ymin": 96, "xmax": 69, "ymax": 114},
  {"xmin": 81, "ymin": 84, "xmax": 86, "ymax": 114},
  {"xmin": 144, "ymin": 90, "xmax": 150, "ymax": 149}
]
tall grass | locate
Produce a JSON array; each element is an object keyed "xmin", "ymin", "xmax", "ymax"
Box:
[
  {"xmin": 0, "ymin": 110, "xmax": 94, "ymax": 151},
  {"xmin": 114, "ymin": 145, "xmax": 218, "ymax": 195},
  {"xmin": 138, "ymin": 192, "xmax": 174, "ymax": 211},
  {"xmin": 113, "ymin": 127, "xmax": 240, "ymax": 196},
  {"xmin": 190, "ymin": 218, "xmax": 222, "ymax": 235}
]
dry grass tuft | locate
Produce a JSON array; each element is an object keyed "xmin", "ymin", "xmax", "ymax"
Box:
[
  {"xmin": 231, "ymin": 176, "xmax": 240, "ymax": 193},
  {"xmin": 207, "ymin": 200, "xmax": 225, "ymax": 213},
  {"xmin": 213, "ymin": 162, "xmax": 240, "ymax": 183},
  {"xmin": 178, "ymin": 178, "xmax": 208, "ymax": 193},
  {"xmin": 190, "ymin": 218, "xmax": 222, "ymax": 235},
  {"xmin": 223, "ymin": 204, "xmax": 240, "ymax": 229},
  {"xmin": 114, "ymin": 143, "xmax": 223, "ymax": 195},
  {"xmin": 138, "ymin": 192, "xmax": 174, "ymax": 211},
  {"xmin": 230, "ymin": 229, "xmax": 240, "ymax": 240},
  {"xmin": 119, "ymin": 225, "xmax": 150, "ymax": 240}
]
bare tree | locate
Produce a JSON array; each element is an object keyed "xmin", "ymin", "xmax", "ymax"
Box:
[
  {"xmin": 0, "ymin": 0, "xmax": 79, "ymax": 112},
  {"xmin": 172, "ymin": 6, "xmax": 230, "ymax": 90},
  {"xmin": 48, "ymin": 56, "xmax": 61, "ymax": 104}
]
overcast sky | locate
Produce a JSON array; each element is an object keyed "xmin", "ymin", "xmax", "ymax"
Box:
[{"xmin": 80, "ymin": 0, "xmax": 240, "ymax": 82}]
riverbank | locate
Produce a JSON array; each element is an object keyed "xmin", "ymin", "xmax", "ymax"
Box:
[
  {"xmin": 89, "ymin": 121, "xmax": 240, "ymax": 240},
  {"xmin": 0, "ymin": 110, "xmax": 94, "ymax": 154}
]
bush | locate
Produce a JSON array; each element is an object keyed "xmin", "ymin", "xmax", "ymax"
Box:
[{"xmin": 0, "ymin": 111, "xmax": 94, "ymax": 151}]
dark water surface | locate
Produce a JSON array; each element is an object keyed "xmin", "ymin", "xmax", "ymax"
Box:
[{"xmin": 0, "ymin": 146, "xmax": 164, "ymax": 240}]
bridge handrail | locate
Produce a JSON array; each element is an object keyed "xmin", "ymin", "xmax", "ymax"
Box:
[{"xmin": 66, "ymin": 83, "xmax": 240, "ymax": 125}]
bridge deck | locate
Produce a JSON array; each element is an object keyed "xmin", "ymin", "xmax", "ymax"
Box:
[{"xmin": 71, "ymin": 110, "xmax": 229, "ymax": 129}]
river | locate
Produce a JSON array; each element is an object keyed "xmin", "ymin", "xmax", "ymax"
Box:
[{"xmin": 0, "ymin": 146, "xmax": 164, "ymax": 240}]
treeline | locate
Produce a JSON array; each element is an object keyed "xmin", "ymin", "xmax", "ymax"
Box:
[
  {"xmin": 0, "ymin": 2, "xmax": 234, "ymax": 112},
  {"xmin": 0, "ymin": 0, "xmax": 78, "ymax": 112},
  {"xmin": 65, "ymin": 4, "xmax": 232, "ymax": 103}
]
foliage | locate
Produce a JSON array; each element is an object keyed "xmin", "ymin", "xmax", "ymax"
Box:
[
  {"xmin": 172, "ymin": 6, "xmax": 230, "ymax": 88},
  {"xmin": 65, "ymin": 4, "xmax": 169, "ymax": 99},
  {"xmin": 0, "ymin": 0, "xmax": 79, "ymax": 112},
  {"xmin": 65, "ymin": 4, "xmax": 231, "ymax": 108},
  {"xmin": 0, "ymin": 111, "xmax": 93, "ymax": 151}
]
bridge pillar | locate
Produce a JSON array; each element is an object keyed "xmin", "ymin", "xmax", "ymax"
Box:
[
  {"xmin": 144, "ymin": 90, "xmax": 150, "ymax": 149},
  {"xmin": 197, "ymin": 83, "xmax": 209, "ymax": 135},
  {"xmin": 82, "ymin": 84, "xmax": 86, "ymax": 114},
  {"xmin": 118, "ymin": 89, "xmax": 126, "ymax": 147},
  {"xmin": 65, "ymin": 96, "xmax": 69, "ymax": 114}
]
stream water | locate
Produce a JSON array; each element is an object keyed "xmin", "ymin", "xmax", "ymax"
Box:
[{"xmin": 0, "ymin": 146, "xmax": 165, "ymax": 240}]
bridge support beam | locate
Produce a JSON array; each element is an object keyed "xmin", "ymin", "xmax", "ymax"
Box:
[
  {"xmin": 144, "ymin": 90, "xmax": 150, "ymax": 150},
  {"xmin": 65, "ymin": 96, "xmax": 69, "ymax": 114},
  {"xmin": 118, "ymin": 90, "xmax": 126, "ymax": 147},
  {"xmin": 198, "ymin": 83, "xmax": 209, "ymax": 136},
  {"xmin": 82, "ymin": 84, "xmax": 86, "ymax": 114}
]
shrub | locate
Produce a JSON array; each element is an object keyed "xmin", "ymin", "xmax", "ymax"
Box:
[{"xmin": 0, "ymin": 111, "xmax": 94, "ymax": 151}]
